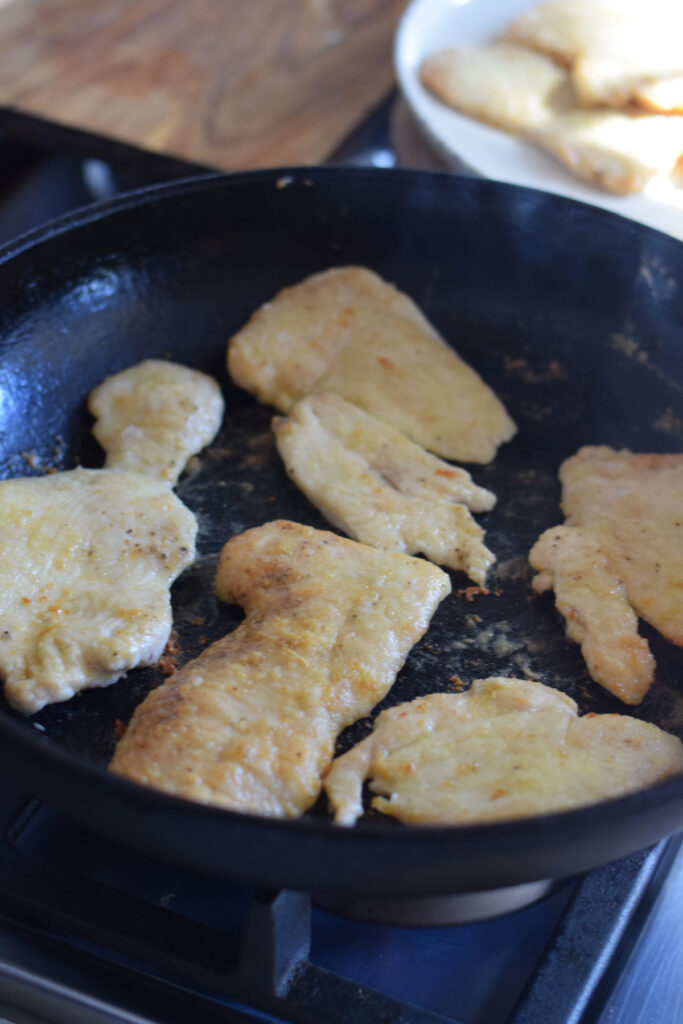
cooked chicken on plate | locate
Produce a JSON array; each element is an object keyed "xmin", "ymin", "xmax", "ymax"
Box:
[
  {"xmin": 0, "ymin": 468, "xmax": 197, "ymax": 714},
  {"xmin": 420, "ymin": 42, "xmax": 573, "ymax": 136},
  {"xmin": 534, "ymin": 109, "xmax": 683, "ymax": 196},
  {"xmin": 529, "ymin": 446, "xmax": 683, "ymax": 703},
  {"xmin": 89, "ymin": 359, "xmax": 224, "ymax": 485},
  {"xmin": 273, "ymin": 392, "xmax": 496, "ymax": 583},
  {"xmin": 530, "ymin": 525, "xmax": 655, "ymax": 704},
  {"xmin": 419, "ymin": 41, "xmax": 683, "ymax": 196},
  {"xmin": 506, "ymin": 0, "xmax": 637, "ymax": 66},
  {"xmin": 324, "ymin": 677, "xmax": 683, "ymax": 826},
  {"xmin": 506, "ymin": 0, "xmax": 683, "ymax": 112},
  {"xmin": 228, "ymin": 267, "xmax": 516, "ymax": 464},
  {"xmin": 110, "ymin": 520, "xmax": 451, "ymax": 818},
  {"xmin": 419, "ymin": 1, "xmax": 683, "ymax": 194}
]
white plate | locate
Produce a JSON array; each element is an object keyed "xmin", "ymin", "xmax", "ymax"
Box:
[{"xmin": 395, "ymin": 0, "xmax": 683, "ymax": 240}]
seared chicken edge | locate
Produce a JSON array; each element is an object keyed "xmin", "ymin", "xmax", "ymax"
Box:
[
  {"xmin": 324, "ymin": 677, "xmax": 683, "ymax": 826},
  {"xmin": 89, "ymin": 359, "xmax": 224, "ymax": 485},
  {"xmin": 110, "ymin": 520, "xmax": 451, "ymax": 818},
  {"xmin": 273, "ymin": 392, "xmax": 496, "ymax": 583},
  {"xmin": 0, "ymin": 468, "xmax": 197, "ymax": 714}
]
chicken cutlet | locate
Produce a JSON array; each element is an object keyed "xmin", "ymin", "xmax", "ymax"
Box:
[
  {"xmin": 419, "ymin": 38, "xmax": 683, "ymax": 195},
  {"xmin": 506, "ymin": 1, "xmax": 662, "ymax": 69},
  {"xmin": 633, "ymin": 73, "xmax": 683, "ymax": 117},
  {"xmin": 0, "ymin": 468, "xmax": 196, "ymax": 714},
  {"xmin": 560, "ymin": 446, "xmax": 683, "ymax": 647},
  {"xmin": 324, "ymin": 677, "xmax": 683, "ymax": 826},
  {"xmin": 110, "ymin": 520, "xmax": 451, "ymax": 818},
  {"xmin": 419, "ymin": 42, "xmax": 573, "ymax": 136},
  {"xmin": 273, "ymin": 392, "xmax": 496, "ymax": 584},
  {"xmin": 227, "ymin": 267, "xmax": 516, "ymax": 464},
  {"xmin": 534, "ymin": 109, "xmax": 683, "ymax": 195},
  {"xmin": 530, "ymin": 525, "xmax": 655, "ymax": 704},
  {"xmin": 88, "ymin": 359, "xmax": 224, "ymax": 485},
  {"xmin": 528, "ymin": 446, "xmax": 683, "ymax": 703},
  {"xmin": 506, "ymin": 0, "xmax": 683, "ymax": 112}
]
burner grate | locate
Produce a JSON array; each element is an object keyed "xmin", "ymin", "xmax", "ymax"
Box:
[{"xmin": 0, "ymin": 792, "xmax": 675, "ymax": 1024}]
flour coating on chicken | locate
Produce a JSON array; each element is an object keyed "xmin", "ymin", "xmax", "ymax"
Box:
[
  {"xmin": 227, "ymin": 267, "xmax": 516, "ymax": 463},
  {"xmin": 324, "ymin": 677, "xmax": 683, "ymax": 826},
  {"xmin": 419, "ymin": 4, "xmax": 683, "ymax": 194},
  {"xmin": 560, "ymin": 447, "xmax": 683, "ymax": 647},
  {"xmin": 421, "ymin": 42, "xmax": 683, "ymax": 195},
  {"xmin": 534, "ymin": 109, "xmax": 683, "ymax": 195},
  {"xmin": 529, "ymin": 446, "xmax": 683, "ymax": 703},
  {"xmin": 506, "ymin": 1, "xmax": 683, "ymax": 113},
  {"xmin": 89, "ymin": 359, "xmax": 224, "ymax": 485},
  {"xmin": 273, "ymin": 393, "xmax": 496, "ymax": 583},
  {"xmin": 0, "ymin": 468, "xmax": 196, "ymax": 714},
  {"xmin": 110, "ymin": 520, "xmax": 451, "ymax": 818},
  {"xmin": 530, "ymin": 525, "xmax": 655, "ymax": 704},
  {"xmin": 420, "ymin": 43, "xmax": 573, "ymax": 136}
]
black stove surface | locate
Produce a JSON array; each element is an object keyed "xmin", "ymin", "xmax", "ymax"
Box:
[
  {"xmin": 0, "ymin": 107, "xmax": 682, "ymax": 1024},
  {"xmin": 0, "ymin": 778, "xmax": 678, "ymax": 1024}
]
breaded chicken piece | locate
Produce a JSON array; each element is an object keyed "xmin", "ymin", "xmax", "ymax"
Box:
[
  {"xmin": 273, "ymin": 393, "xmax": 496, "ymax": 583},
  {"xmin": 572, "ymin": 60, "xmax": 683, "ymax": 114},
  {"xmin": 0, "ymin": 468, "xmax": 196, "ymax": 714},
  {"xmin": 560, "ymin": 447, "xmax": 683, "ymax": 648},
  {"xmin": 418, "ymin": 11, "xmax": 683, "ymax": 193},
  {"xmin": 633, "ymin": 72, "xmax": 683, "ymax": 116},
  {"xmin": 506, "ymin": 1, "xmax": 683, "ymax": 113},
  {"xmin": 506, "ymin": 1, "xmax": 648, "ymax": 67},
  {"xmin": 324, "ymin": 677, "xmax": 683, "ymax": 826},
  {"xmin": 89, "ymin": 359, "xmax": 224, "ymax": 485},
  {"xmin": 420, "ymin": 43, "xmax": 573, "ymax": 136},
  {"xmin": 227, "ymin": 267, "xmax": 516, "ymax": 464},
  {"xmin": 110, "ymin": 521, "xmax": 451, "ymax": 818},
  {"xmin": 530, "ymin": 525, "xmax": 655, "ymax": 704},
  {"xmin": 534, "ymin": 109, "xmax": 683, "ymax": 195}
]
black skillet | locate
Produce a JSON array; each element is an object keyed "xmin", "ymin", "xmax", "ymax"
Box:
[{"xmin": 0, "ymin": 167, "xmax": 682, "ymax": 898}]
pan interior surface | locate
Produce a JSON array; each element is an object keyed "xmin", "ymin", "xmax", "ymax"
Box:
[{"xmin": 0, "ymin": 167, "xmax": 682, "ymax": 896}]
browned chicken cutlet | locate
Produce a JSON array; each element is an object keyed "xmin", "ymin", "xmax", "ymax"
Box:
[
  {"xmin": 506, "ymin": 0, "xmax": 683, "ymax": 113},
  {"xmin": 529, "ymin": 446, "xmax": 683, "ymax": 704},
  {"xmin": 273, "ymin": 392, "xmax": 496, "ymax": 584},
  {"xmin": 559, "ymin": 447, "xmax": 683, "ymax": 648},
  {"xmin": 227, "ymin": 266, "xmax": 516, "ymax": 464},
  {"xmin": 324, "ymin": 677, "xmax": 683, "ymax": 826},
  {"xmin": 110, "ymin": 520, "xmax": 451, "ymax": 818},
  {"xmin": 89, "ymin": 359, "xmax": 224, "ymax": 486},
  {"xmin": 0, "ymin": 468, "xmax": 196, "ymax": 714},
  {"xmin": 530, "ymin": 525, "xmax": 655, "ymax": 705}
]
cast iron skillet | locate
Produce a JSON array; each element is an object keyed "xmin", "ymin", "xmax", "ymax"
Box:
[{"xmin": 0, "ymin": 168, "xmax": 681, "ymax": 898}]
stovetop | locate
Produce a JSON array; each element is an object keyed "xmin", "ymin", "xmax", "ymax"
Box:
[
  {"xmin": 0, "ymin": 780, "xmax": 681, "ymax": 1024},
  {"xmin": 0, "ymin": 103, "xmax": 682, "ymax": 1024}
]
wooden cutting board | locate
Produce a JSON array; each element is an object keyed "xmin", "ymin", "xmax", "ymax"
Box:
[{"xmin": 0, "ymin": 0, "xmax": 407, "ymax": 169}]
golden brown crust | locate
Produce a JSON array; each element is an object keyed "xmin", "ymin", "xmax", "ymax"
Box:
[
  {"xmin": 111, "ymin": 521, "xmax": 451, "ymax": 818},
  {"xmin": 530, "ymin": 525, "xmax": 655, "ymax": 704},
  {"xmin": 0, "ymin": 469, "xmax": 196, "ymax": 714},
  {"xmin": 559, "ymin": 447, "xmax": 683, "ymax": 648},
  {"xmin": 419, "ymin": 43, "xmax": 572, "ymax": 136},
  {"xmin": 272, "ymin": 393, "xmax": 496, "ymax": 583},
  {"xmin": 88, "ymin": 359, "xmax": 224, "ymax": 485},
  {"xmin": 227, "ymin": 266, "xmax": 516, "ymax": 463},
  {"xmin": 325, "ymin": 677, "xmax": 683, "ymax": 826}
]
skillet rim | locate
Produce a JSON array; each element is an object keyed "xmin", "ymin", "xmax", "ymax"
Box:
[
  {"xmin": 1, "ymin": 162, "xmax": 678, "ymax": 269},
  {"xmin": 5, "ymin": 693, "xmax": 683, "ymax": 837}
]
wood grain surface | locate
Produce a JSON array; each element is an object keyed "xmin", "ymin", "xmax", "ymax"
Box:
[{"xmin": 0, "ymin": 0, "xmax": 407, "ymax": 169}]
